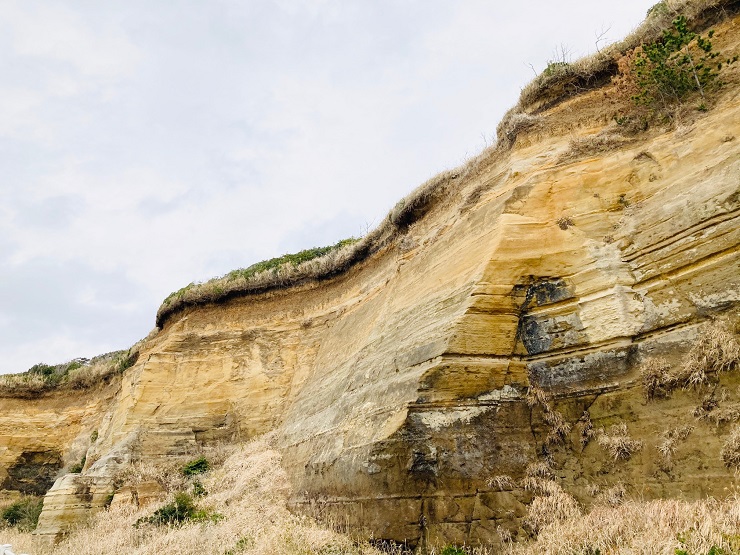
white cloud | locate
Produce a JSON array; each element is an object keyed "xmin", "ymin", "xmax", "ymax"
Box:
[{"xmin": 0, "ymin": 0, "xmax": 657, "ymax": 373}]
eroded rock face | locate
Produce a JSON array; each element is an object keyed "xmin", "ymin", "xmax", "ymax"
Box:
[
  {"xmin": 3, "ymin": 13, "xmax": 740, "ymax": 546},
  {"xmin": 1, "ymin": 450, "xmax": 62, "ymax": 496}
]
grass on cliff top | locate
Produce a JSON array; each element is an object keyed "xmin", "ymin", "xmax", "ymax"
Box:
[
  {"xmin": 156, "ymin": 0, "xmax": 739, "ymax": 328},
  {"xmin": 0, "ymin": 346, "xmax": 140, "ymax": 399}
]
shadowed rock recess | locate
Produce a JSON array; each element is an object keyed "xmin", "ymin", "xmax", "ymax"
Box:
[{"xmin": 2, "ymin": 5, "xmax": 740, "ymax": 549}]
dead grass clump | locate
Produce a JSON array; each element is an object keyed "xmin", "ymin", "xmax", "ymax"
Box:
[
  {"xmin": 526, "ymin": 386, "xmax": 572, "ymax": 446},
  {"xmin": 721, "ymin": 426, "xmax": 740, "ymax": 469},
  {"xmin": 657, "ymin": 425, "xmax": 694, "ymax": 466},
  {"xmin": 704, "ymin": 404, "xmax": 740, "ymax": 426},
  {"xmin": 596, "ymin": 483, "xmax": 627, "ymax": 507},
  {"xmin": 525, "ymin": 461, "xmax": 553, "ymax": 480},
  {"xmin": 577, "ymin": 410, "xmax": 595, "ymax": 448},
  {"xmin": 681, "ymin": 319, "xmax": 740, "ymax": 381},
  {"xmin": 487, "ymin": 475, "xmax": 516, "ymax": 491},
  {"xmin": 523, "ymin": 481, "xmax": 581, "ymax": 535},
  {"xmin": 641, "ymin": 320, "xmax": 740, "ymax": 401},
  {"xmin": 640, "ymin": 357, "xmax": 674, "ymax": 400},
  {"xmin": 597, "ymin": 423, "xmax": 643, "ymax": 461},
  {"xmin": 6, "ymin": 435, "xmax": 386, "ymax": 555},
  {"xmin": 0, "ymin": 347, "xmax": 141, "ymax": 398},
  {"xmin": 511, "ymin": 496, "xmax": 740, "ymax": 555},
  {"xmin": 558, "ymin": 132, "xmax": 632, "ymax": 163}
]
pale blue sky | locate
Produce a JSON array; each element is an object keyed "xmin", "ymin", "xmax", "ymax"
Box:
[{"xmin": 0, "ymin": 0, "xmax": 655, "ymax": 373}]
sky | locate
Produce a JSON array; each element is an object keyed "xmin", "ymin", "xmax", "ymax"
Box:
[{"xmin": 0, "ymin": 0, "xmax": 657, "ymax": 374}]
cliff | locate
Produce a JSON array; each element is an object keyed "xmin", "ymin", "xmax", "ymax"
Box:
[{"xmin": 2, "ymin": 3, "xmax": 740, "ymax": 549}]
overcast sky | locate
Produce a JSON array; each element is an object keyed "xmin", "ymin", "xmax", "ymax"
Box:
[{"xmin": 0, "ymin": 0, "xmax": 656, "ymax": 374}]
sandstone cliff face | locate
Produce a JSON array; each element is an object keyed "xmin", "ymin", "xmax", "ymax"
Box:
[{"xmin": 2, "ymin": 13, "xmax": 740, "ymax": 548}]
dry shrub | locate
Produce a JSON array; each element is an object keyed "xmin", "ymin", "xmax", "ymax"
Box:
[
  {"xmin": 511, "ymin": 495, "xmax": 740, "ymax": 555},
  {"xmin": 642, "ymin": 320, "xmax": 740, "ymax": 401},
  {"xmin": 657, "ymin": 425, "xmax": 694, "ymax": 465},
  {"xmin": 525, "ymin": 461, "xmax": 553, "ymax": 480},
  {"xmin": 558, "ymin": 132, "xmax": 632, "ymax": 163},
  {"xmin": 487, "ymin": 475, "xmax": 515, "ymax": 491},
  {"xmin": 525, "ymin": 386, "xmax": 572, "ymax": 446},
  {"xmin": 596, "ymin": 483, "xmax": 627, "ymax": 508},
  {"xmin": 597, "ymin": 423, "xmax": 643, "ymax": 461},
  {"xmin": 640, "ymin": 357, "xmax": 674, "ymax": 400},
  {"xmin": 5, "ymin": 435, "xmax": 386, "ymax": 555},
  {"xmin": 524, "ymin": 481, "xmax": 581, "ymax": 535},
  {"xmin": 681, "ymin": 319, "xmax": 740, "ymax": 380},
  {"xmin": 721, "ymin": 426, "xmax": 740, "ymax": 469},
  {"xmin": 703, "ymin": 404, "xmax": 740, "ymax": 426}
]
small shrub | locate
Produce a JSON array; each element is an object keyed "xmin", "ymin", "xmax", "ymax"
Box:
[
  {"xmin": 641, "ymin": 357, "xmax": 674, "ymax": 400},
  {"xmin": 720, "ymin": 426, "xmax": 740, "ymax": 469},
  {"xmin": 524, "ymin": 481, "xmax": 581, "ymax": 534},
  {"xmin": 90, "ymin": 430, "xmax": 99, "ymax": 442},
  {"xmin": 1, "ymin": 496, "xmax": 43, "ymax": 531},
  {"xmin": 487, "ymin": 475, "xmax": 515, "ymax": 491},
  {"xmin": 597, "ymin": 423, "xmax": 643, "ymax": 461},
  {"xmin": 182, "ymin": 456, "xmax": 209, "ymax": 476},
  {"xmin": 192, "ymin": 480, "xmax": 207, "ymax": 497},
  {"xmin": 658, "ymin": 425, "xmax": 694, "ymax": 462},
  {"xmin": 440, "ymin": 547, "xmax": 467, "ymax": 555},
  {"xmin": 135, "ymin": 492, "xmax": 221, "ymax": 527},
  {"xmin": 69, "ymin": 455, "xmax": 86, "ymax": 474},
  {"xmin": 629, "ymin": 16, "xmax": 737, "ymax": 118}
]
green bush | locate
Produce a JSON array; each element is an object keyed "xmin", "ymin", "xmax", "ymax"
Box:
[
  {"xmin": 1, "ymin": 497, "xmax": 44, "ymax": 531},
  {"xmin": 135, "ymin": 492, "xmax": 221, "ymax": 527},
  {"xmin": 441, "ymin": 546, "xmax": 467, "ymax": 555},
  {"xmin": 182, "ymin": 456, "xmax": 209, "ymax": 476},
  {"xmin": 69, "ymin": 455, "xmax": 86, "ymax": 474},
  {"xmin": 631, "ymin": 16, "xmax": 737, "ymax": 116}
]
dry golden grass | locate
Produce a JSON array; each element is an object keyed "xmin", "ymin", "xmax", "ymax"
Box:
[
  {"xmin": 721, "ymin": 425, "xmax": 740, "ymax": 469},
  {"xmin": 641, "ymin": 319, "xmax": 740, "ymax": 401},
  {"xmin": 557, "ymin": 132, "xmax": 632, "ymax": 163},
  {"xmin": 508, "ymin": 495, "xmax": 740, "ymax": 555},
  {"xmin": 0, "ymin": 344, "xmax": 144, "ymax": 399},
  {"xmin": 525, "ymin": 386, "xmax": 572, "ymax": 445},
  {"xmin": 3, "ymin": 436, "xmax": 393, "ymax": 555},
  {"xmin": 596, "ymin": 423, "xmax": 643, "ymax": 461},
  {"xmin": 523, "ymin": 481, "xmax": 581, "ymax": 535}
]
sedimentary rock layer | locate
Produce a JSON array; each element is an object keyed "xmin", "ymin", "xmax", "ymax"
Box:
[{"xmin": 2, "ymin": 11, "xmax": 739, "ymax": 547}]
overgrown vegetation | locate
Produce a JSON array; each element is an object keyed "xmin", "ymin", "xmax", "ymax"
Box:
[
  {"xmin": 641, "ymin": 319, "xmax": 740, "ymax": 400},
  {"xmin": 629, "ymin": 15, "xmax": 736, "ymax": 118},
  {"xmin": 135, "ymin": 492, "xmax": 221, "ymax": 527},
  {"xmin": 721, "ymin": 425, "xmax": 740, "ymax": 469},
  {"xmin": 596, "ymin": 423, "xmax": 644, "ymax": 461},
  {"xmin": 69, "ymin": 455, "xmax": 87, "ymax": 474},
  {"xmin": 3, "ymin": 436, "xmax": 394, "ymax": 555},
  {"xmin": 509, "ymin": 496, "xmax": 740, "ymax": 555},
  {"xmin": 1, "ymin": 496, "xmax": 43, "ymax": 532},
  {"xmin": 0, "ymin": 346, "xmax": 141, "ymax": 398},
  {"xmin": 181, "ymin": 456, "xmax": 209, "ymax": 476}
]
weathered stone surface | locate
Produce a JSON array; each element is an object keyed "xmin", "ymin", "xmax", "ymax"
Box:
[{"xmin": 2, "ymin": 13, "xmax": 740, "ymax": 546}]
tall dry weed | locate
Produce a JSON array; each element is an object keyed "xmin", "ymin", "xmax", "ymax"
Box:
[{"xmin": 4, "ymin": 436, "xmax": 384, "ymax": 555}]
